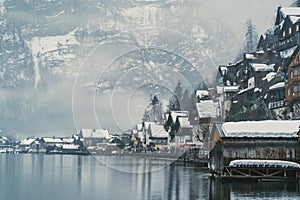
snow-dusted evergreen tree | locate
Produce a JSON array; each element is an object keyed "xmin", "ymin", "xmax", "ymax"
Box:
[
  {"xmin": 142, "ymin": 95, "xmax": 164, "ymax": 123},
  {"xmin": 167, "ymin": 95, "xmax": 181, "ymax": 111},
  {"xmin": 181, "ymin": 89, "xmax": 192, "ymax": 111},
  {"xmin": 167, "ymin": 82, "xmax": 184, "ymax": 112},
  {"xmin": 174, "ymin": 82, "xmax": 183, "ymax": 102},
  {"xmin": 244, "ymin": 19, "xmax": 258, "ymax": 53}
]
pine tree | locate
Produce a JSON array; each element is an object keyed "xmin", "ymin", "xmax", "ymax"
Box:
[
  {"xmin": 142, "ymin": 95, "xmax": 164, "ymax": 123},
  {"xmin": 181, "ymin": 89, "xmax": 191, "ymax": 111},
  {"xmin": 244, "ymin": 19, "xmax": 258, "ymax": 53},
  {"xmin": 174, "ymin": 82, "xmax": 183, "ymax": 102},
  {"xmin": 167, "ymin": 95, "xmax": 181, "ymax": 111}
]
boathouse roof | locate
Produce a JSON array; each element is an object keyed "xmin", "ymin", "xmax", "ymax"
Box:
[
  {"xmin": 221, "ymin": 120, "xmax": 300, "ymax": 138},
  {"xmin": 229, "ymin": 159, "xmax": 300, "ymax": 169}
]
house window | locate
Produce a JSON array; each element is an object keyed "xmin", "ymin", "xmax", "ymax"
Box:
[
  {"xmin": 291, "ymin": 71, "xmax": 294, "ymax": 79},
  {"xmin": 297, "ymin": 25, "xmax": 299, "ymax": 32},
  {"xmin": 293, "ymin": 85, "xmax": 300, "ymax": 93},
  {"xmin": 287, "ymin": 88, "xmax": 291, "ymax": 96},
  {"xmin": 289, "ymin": 27, "xmax": 292, "ymax": 34},
  {"xmin": 282, "ymin": 31, "xmax": 286, "ymax": 37}
]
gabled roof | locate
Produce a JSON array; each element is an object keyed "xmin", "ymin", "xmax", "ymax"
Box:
[
  {"xmin": 80, "ymin": 129, "xmax": 110, "ymax": 139},
  {"xmin": 170, "ymin": 111, "xmax": 189, "ymax": 123},
  {"xmin": 149, "ymin": 124, "xmax": 169, "ymax": 138},
  {"xmin": 250, "ymin": 63, "xmax": 275, "ymax": 72},
  {"xmin": 136, "ymin": 123, "xmax": 143, "ymax": 131},
  {"xmin": 280, "ymin": 7, "xmax": 300, "ymax": 18},
  {"xmin": 221, "ymin": 120, "xmax": 300, "ymax": 138},
  {"xmin": 20, "ymin": 138, "xmax": 36, "ymax": 145},
  {"xmin": 276, "ymin": 7, "xmax": 300, "ymax": 26},
  {"xmin": 176, "ymin": 117, "xmax": 192, "ymax": 128}
]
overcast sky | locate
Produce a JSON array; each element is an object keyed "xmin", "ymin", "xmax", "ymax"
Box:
[{"xmin": 203, "ymin": 0, "xmax": 294, "ymax": 39}]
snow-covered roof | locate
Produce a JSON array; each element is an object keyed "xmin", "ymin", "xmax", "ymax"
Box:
[
  {"xmin": 254, "ymin": 88, "xmax": 261, "ymax": 93},
  {"xmin": 80, "ymin": 129, "xmax": 110, "ymax": 139},
  {"xmin": 250, "ymin": 63, "xmax": 275, "ymax": 72},
  {"xmin": 196, "ymin": 100, "xmax": 218, "ymax": 119},
  {"xmin": 245, "ymin": 53, "xmax": 256, "ymax": 60},
  {"xmin": 289, "ymin": 15, "xmax": 300, "ymax": 24},
  {"xmin": 20, "ymin": 138, "xmax": 36, "ymax": 145},
  {"xmin": 149, "ymin": 124, "xmax": 169, "ymax": 138},
  {"xmin": 221, "ymin": 120, "xmax": 300, "ymax": 138},
  {"xmin": 222, "ymin": 86, "xmax": 239, "ymax": 93},
  {"xmin": 280, "ymin": 46, "xmax": 297, "ymax": 58},
  {"xmin": 136, "ymin": 123, "xmax": 143, "ymax": 131},
  {"xmin": 262, "ymin": 72, "xmax": 277, "ymax": 82},
  {"xmin": 269, "ymin": 82, "xmax": 285, "ymax": 90},
  {"xmin": 62, "ymin": 144, "xmax": 80, "ymax": 150},
  {"xmin": 177, "ymin": 117, "xmax": 192, "ymax": 128},
  {"xmin": 42, "ymin": 137, "xmax": 63, "ymax": 143},
  {"xmin": 219, "ymin": 66, "xmax": 227, "ymax": 76},
  {"xmin": 280, "ymin": 7, "xmax": 300, "ymax": 18},
  {"xmin": 143, "ymin": 121, "xmax": 152, "ymax": 130},
  {"xmin": 62, "ymin": 138, "xmax": 74, "ymax": 143},
  {"xmin": 237, "ymin": 87, "xmax": 253, "ymax": 95},
  {"xmin": 170, "ymin": 111, "xmax": 188, "ymax": 123},
  {"xmin": 229, "ymin": 159, "xmax": 300, "ymax": 169},
  {"xmin": 196, "ymin": 90, "xmax": 209, "ymax": 99}
]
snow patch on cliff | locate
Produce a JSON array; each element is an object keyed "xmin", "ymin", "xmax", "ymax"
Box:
[{"xmin": 25, "ymin": 29, "xmax": 80, "ymax": 87}]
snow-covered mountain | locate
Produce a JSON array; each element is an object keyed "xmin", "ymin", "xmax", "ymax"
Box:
[{"xmin": 0, "ymin": 0, "xmax": 242, "ymax": 135}]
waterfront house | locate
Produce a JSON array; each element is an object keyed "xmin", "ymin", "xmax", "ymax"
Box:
[
  {"xmin": 174, "ymin": 117, "xmax": 193, "ymax": 145},
  {"xmin": 148, "ymin": 123, "xmax": 170, "ymax": 151},
  {"xmin": 286, "ymin": 46, "xmax": 300, "ymax": 119},
  {"xmin": 165, "ymin": 111, "xmax": 189, "ymax": 141},
  {"xmin": 40, "ymin": 137, "xmax": 64, "ymax": 148},
  {"xmin": 274, "ymin": 7, "xmax": 300, "ymax": 58},
  {"xmin": 79, "ymin": 129, "xmax": 111, "ymax": 148},
  {"xmin": 18, "ymin": 138, "xmax": 36, "ymax": 153},
  {"xmin": 208, "ymin": 120, "xmax": 300, "ymax": 176}
]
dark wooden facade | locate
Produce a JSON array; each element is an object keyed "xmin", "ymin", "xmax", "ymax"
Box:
[{"xmin": 208, "ymin": 121, "xmax": 300, "ymax": 177}]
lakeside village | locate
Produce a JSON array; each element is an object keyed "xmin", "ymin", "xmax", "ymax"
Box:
[{"xmin": 3, "ymin": 6, "xmax": 300, "ymax": 180}]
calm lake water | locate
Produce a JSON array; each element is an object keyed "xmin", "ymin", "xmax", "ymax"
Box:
[{"xmin": 1, "ymin": 154, "xmax": 300, "ymax": 200}]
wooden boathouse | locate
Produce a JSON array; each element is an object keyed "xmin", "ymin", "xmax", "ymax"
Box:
[
  {"xmin": 224, "ymin": 159, "xmax": 300, "ymax": 180},
  {"xmin": 208, "ymin": 120, "xmax": 300, "ymax": 179}
]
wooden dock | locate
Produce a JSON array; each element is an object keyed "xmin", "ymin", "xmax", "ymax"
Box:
[{"xmin": 221, "ymin": 159, "xmax": 300, "ymax": 180}]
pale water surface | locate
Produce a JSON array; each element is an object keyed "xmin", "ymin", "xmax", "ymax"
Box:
[{"xmin": 0, "ymin": 154, "xmax": 300, "ymax": 200}]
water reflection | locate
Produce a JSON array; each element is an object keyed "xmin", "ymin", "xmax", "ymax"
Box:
[
  {"xmin": 209, "ymin": 177, "xmax": 300, "ymax": 200},
  {"xmin": 1, "ymin": 154, "xmax": 300, "ymax": 200}
]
